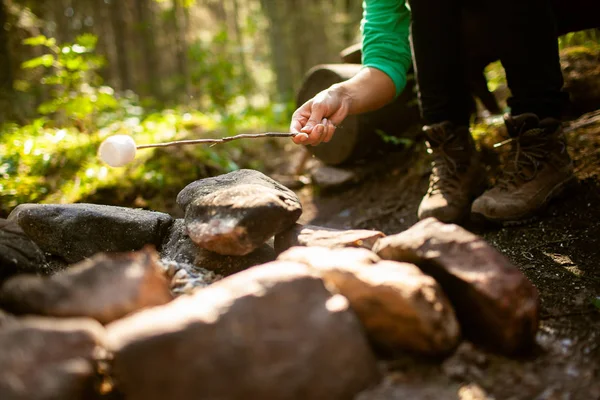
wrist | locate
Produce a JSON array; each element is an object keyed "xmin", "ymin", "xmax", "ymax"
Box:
[{"xmin": 330, "ymin": 82, "xmax": 355, "ymax": 114}]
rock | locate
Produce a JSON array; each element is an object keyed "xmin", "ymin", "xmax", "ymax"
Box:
[
  {"xmin": 0, "ymin": 219, "xmax": 47, "ymax": 280},
  {"xmin": 176, "ymin": 169, "xmax": 302, "ymax": 256},
  {"xmin": 274, "ymin": 223, "xmax": 385, "ymax": 254},
  {"xmin": 0, "ymin": 317, "xmax": 106, "ymax": 400},
  {"xmin": 161, "ymin": 219, "xmax": 276, "ymax": 276},
  {"xmin": 8, "ymin": 203, "xmax": 173, "ymax": 263},
  {"xmin": 107, "ymin": 262, "xmax": 380, "ymax": 400},
  {"xmin": 372, "ymin": 218, "xmax": 540, "ymax": 354},
  {"xmin": 0, "ymin": 309, "xmax": 15, "ymax": 327},
  {"xmin": 311, "ymin": 165, "xmax": 357, "ymax": 190},
  {"xmin": 278, "ymin": 247, "xmax": 460, "ymax": 356},
  {"xmin": 0, "ymin": 247, "xmax": 173, "ymax": 324},
  {"xmin": 159, "ymin": 260, "xmax": 223, "ymax": 296},
  {"xmin": 278, "ymin": 245, "xmax": 381, "ymax": 268},
  {"xmin": 194, "ymin": 245, "xmax": 276, "ymax": 276}
]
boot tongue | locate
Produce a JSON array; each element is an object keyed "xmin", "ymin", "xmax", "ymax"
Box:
[{"xmin": 505, "ymin": 113, "xmax": 540, "ymax": 138}]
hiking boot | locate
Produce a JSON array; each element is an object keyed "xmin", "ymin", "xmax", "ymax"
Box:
[
  {"xmin": 471, "ymin": 113, "xmax": 575, "ymax": 224},
  {"xmin": 418, "ymin": 122, "xmax": 486, "ymax": 223}
]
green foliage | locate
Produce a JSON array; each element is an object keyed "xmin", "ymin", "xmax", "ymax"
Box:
[
  {"xmin": 484, "ymin": 61, "xmax": 507, "ymax": 93},
  {"xmin": 376, "ymin": 129, "xmax": 414, "ymax": 147},
  {"xmin": 3, "ymin": 27, "xmax": 289, "ymax": 217},
  {"xmin": 188, "ymin": 27, "xmax": 254, "ymax": 112},
  {"xmin": 558, "ymin": 29, "xmax": 600, "ymax": 51},
  {"xmin": 0, "ymin": 107, "xmax": 287, "ymax": 216},
  {"xmin": 592, "ymin": 296, "xmax": 600, "ymax": 311},
  {"xmin": 17, "ymin": 33, "xmax": 118, "ymax": 131}
]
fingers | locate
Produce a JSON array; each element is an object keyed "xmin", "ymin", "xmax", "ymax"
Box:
[
  {"xmin": 291, "ymin": 118, "xmax": 309, "ymax": 144},
  {"xmin": 323, "ymin": 118, "xmax": 336, "ymax": 143},
  {"xmin": 291, "ymin": 101, "xmax": 311, "ymax": 144},
  {"xmin": 289, "ymin": 89, "xmax": 348, "ymax": 146},
  {"xmin": 293, "ymin": 118, "xmax": 336, "ymax": 145},
  {"xmin": 308, "ymin": 121, "xmax": 326, "ymax": 146}
]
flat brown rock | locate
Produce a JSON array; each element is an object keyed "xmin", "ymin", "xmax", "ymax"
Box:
[
  {"xmin": 277, "ymin": 245, "xmax": 381, "ymax": 268},
  {"xmin": 0, "ymin": 317, "xmax": 106, "ymax": 400},
  {"xmin": 279, "ymin": 247, "xmax": 460, "ymax": 356},
  {"xmin": 373, "ymin": 218, "xmax": 540, "ymax": 354},
  {"xmin": 161, "ymin": 219, "xmax": 276, "ymax": 276},
  {"xmin": 0, "ymin": 247, "xmax": 173, "ymax": 324},
  {"xmin": 177, "ymin": 169, "xmax": 302, "ymax": 256},
  {"xmin": 274, "ymin": 223, "xmax": 385, "ymax": 254},
  {"xmin": 107, "ymin": 262, "xmax": 379, "ymax": 400}
]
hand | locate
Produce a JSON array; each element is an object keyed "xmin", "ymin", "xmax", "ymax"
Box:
[{"xmin": 290, "ymin": 85, "xmax": 352, "ymax": 146}]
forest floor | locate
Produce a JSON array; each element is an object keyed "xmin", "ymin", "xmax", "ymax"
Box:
[{"xmin": 271, "ymin": 110, "xmax": 600, "ymax": 400}]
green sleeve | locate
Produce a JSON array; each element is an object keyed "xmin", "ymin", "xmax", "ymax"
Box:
[{"xmin": 361, "ymin": 0, "xmax": 412, "ymax": 98}]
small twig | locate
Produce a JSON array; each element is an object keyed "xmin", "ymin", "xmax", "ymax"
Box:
[{"xmin": 136, "ymin": 132, "xmax": 297, "ymax": 150}]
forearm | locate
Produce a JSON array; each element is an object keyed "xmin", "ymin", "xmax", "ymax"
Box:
[{"xmin": 332, "ymin": 67, "xmax": 396, "ymax": 115}]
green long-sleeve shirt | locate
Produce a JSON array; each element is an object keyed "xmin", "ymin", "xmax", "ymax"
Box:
[{"xmin": 361, "ymin": 0, "xmax": 412, "ymax": 97}]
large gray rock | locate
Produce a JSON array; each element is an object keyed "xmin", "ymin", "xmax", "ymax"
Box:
[
  {"xmin": 373, "ymin": 218, "xmax": 540, "ymax": 355},
  {"xmin": 176, "ymin": 169, "xmax": 302, "ymax": 256},
  {"xmin": 161, "ymin": 219, "xmax": 276, "ymax": 276},
  {"xmin": 0, "ymin": 219, "xmax": 46, "ymax": 280},
  {"xmin": 107, "ymin": 262, "xmax": 380, "ymax": 400},
  {"xmin": 0, "ymin": 247, "xmax": 173, "ymax": 324},
  {"xmin": 279, "ymin": 247, "xmax": 460, "ymax": 356},
  {"xmin": 8, "ymin": 204, "xmax": 173, "ymax": 263},
  {"xmin": 0, "ymin": 317, "xmax": 106, "ymax": 400},
  {"xmin": 274, "ymin": 223, "xmax": 385, "ymax": 254}
]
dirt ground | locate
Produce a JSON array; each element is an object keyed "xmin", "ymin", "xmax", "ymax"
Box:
[{"xmin": 278, "ymin": 111, "xmax": 600, "ymax": 400}]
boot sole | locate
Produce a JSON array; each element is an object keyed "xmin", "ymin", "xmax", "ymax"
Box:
[{"xmin": 471, "ymin": 176, "xmax": 577, "ymax": 227}]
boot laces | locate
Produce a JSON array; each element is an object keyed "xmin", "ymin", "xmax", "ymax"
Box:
[
  {"xmin": 427, "ymin": 134, "xmax": 464, "ymax": 195},
  {"xmin": 494, "ymin": 127, "xmax": 561, "ymax": 189}
]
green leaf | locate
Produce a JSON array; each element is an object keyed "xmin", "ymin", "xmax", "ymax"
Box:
[
  {"xmin": 38, "ymin": 98, "xmax": 63, "ymax": 115},
  {"xmin": 592, "ymin": 296, "xmax": 600, "ymax": 310},
  {"xmin": 21, "ymin": 54, "xmax": 54, "ymax": 69},
  {"xmin": 64, "ymin": 57, "xmax": 84, "ymax": 71},
  {"xmin": 75, "ymin": 34, "xmax": 98, "ymax": 51},
  {"xmin": 23, "ymin": 35, "xmax": 49, "ymax": 47},
  {"xmin": 41, "ymin": 75, "xmax": 63, "ymax": 86}
]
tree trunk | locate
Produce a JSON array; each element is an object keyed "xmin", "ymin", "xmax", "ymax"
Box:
[
  {"xmin": 134, "ymin": 0, "xmax": 163, "ymax": 102},
  {"xmin": 230, "ymin": 0, "xmax": 251, "ymax": 89},
  {"xmin": 0, "ymin": 0, "xmax": 12, "ymax": 94},
  {"xmin": 110, "ymin": 0, "xmax": 132, "ymax": 91},
  {"xmin": 172, "ymin": 0, "xmax": 190, "ymax": 101},
  {"xmin": 259, "ymin": 0, "xmax": 294, "ymax": 102},
  {"xmin": 90, "ymin": 0, "xmax": 118, "ymax": 89}
]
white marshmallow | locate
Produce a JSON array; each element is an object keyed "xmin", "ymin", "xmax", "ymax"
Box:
[{"xmin": 99, "ymin": 135, "xmax": 137, "ymax": 167}]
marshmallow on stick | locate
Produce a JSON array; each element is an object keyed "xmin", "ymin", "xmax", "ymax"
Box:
[
  {"xmin": 98, "ymin": 132, "xmax": 297, "ymax": 168},
  {"xmin": 98, "ymin": 135, "xmax": 137, "ymax": 167}
]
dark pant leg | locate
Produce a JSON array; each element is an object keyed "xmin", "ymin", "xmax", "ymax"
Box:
[
  {"xmin": 408, "ymin": 0, "xmax": 472, "ymax": 126},
  {"xmin": 484, "ymin": 0, "xmax": 568, "ymax": 119}
]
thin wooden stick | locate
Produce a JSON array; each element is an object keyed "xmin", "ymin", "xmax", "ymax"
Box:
[{"xmin": 136, "ymin": 132, "xmax": 297, "ymax": 149}]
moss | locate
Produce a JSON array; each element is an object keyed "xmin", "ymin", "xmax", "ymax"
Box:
[{"xmin": 0, "ymin": 108, "xmax": 286, "ymax": 217}]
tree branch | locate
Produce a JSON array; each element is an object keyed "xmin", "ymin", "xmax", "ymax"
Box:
[{"xmin": 136, "ymin": 132, "xmax": 297, "ymax": 149}]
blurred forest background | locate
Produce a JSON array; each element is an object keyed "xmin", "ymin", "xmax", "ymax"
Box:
[
  {"xmin": 0, "ymin": 0, "xmax": 598, "ymax": 218},
  {"xmin": 0, "ymin": 0, "xmax": 364, "ymax": 216}
]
